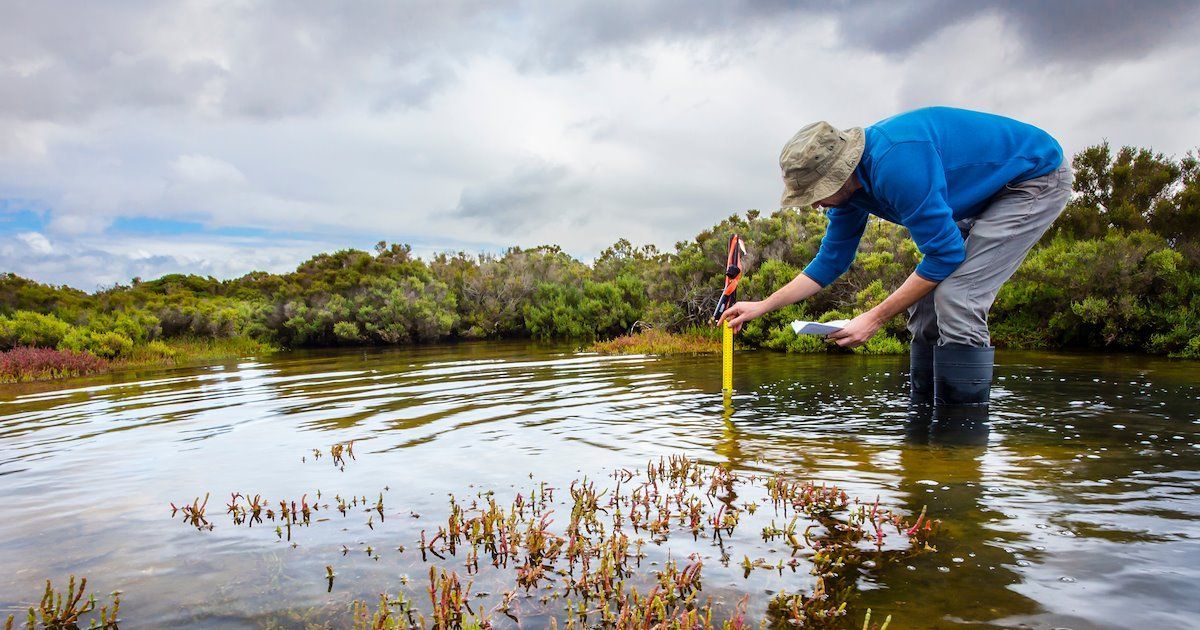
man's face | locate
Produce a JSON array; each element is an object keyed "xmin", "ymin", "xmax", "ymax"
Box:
[
  {"xmin": 814, "ymin": 189, "xmax": 852, "ymax": 208},
  {"xmin": 813, "ymin": 177, "xmax": 857, "ymax": 208}
]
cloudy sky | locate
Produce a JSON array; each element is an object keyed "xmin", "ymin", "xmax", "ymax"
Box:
[{"xmin": 2, "ymin": 1, "xmax": 1199, "ymax": 290}]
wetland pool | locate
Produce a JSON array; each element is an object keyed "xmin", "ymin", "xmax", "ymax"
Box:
[{"xmin": 1, "ymin": 342, "xmax": 1198, "ymax": 628}]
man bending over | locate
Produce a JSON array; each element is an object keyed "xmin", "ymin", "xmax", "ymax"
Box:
[{"xmin": 720, "ymin": 107, "xmax": 1071, "ymax": 408}]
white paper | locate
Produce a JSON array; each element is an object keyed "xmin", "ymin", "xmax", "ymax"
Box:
[{"xmin": 790, "ymin": 319, "xmax": 850, "ymax": 336}]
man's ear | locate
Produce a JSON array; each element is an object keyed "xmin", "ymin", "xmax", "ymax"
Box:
[{"xmin": 850, "ymin": 173, "xmax": 863, "ymax": 192}]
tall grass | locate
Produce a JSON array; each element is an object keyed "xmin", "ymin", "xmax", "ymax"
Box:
[
  {"xmin": 121, "ymin": 336, "xmax": 276, "ymax": 365},
  {"xmin": 589, "ymin": 328, "xmax": 721, "ymax": 355}
]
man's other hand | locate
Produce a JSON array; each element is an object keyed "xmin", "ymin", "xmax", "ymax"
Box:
[
  {"xmin": 827, "ymin": 312, "xmax": 882, "ymax": 348},
  {"xmin": 718, "ymin": 301, "xmax": 766, "ymax": 333}
]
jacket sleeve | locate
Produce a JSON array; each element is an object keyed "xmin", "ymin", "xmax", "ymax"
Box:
[
  {"xmin": 872, "ymin": 141, "xmax": 965, "ymax": 282},
  {"xmin": 802, "ymin": 205, "xmax": 869, "ymax": 287}
]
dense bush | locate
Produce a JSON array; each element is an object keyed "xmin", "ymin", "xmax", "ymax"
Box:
[
  {"xmin": 1, "ymin": 142, "xmax": 1195, "ymax": 359},
  {"xmin": 524, "ymin": 275, "xmax": 647, "ymax": 341},
  {"xmin": 0, "ymin": 311, "xmax": 73, "ymax": 349},
  {"xmin": 59, "ymin": 329, "xmax": 135, "ymax": 359},
  {"xmin": 273, "ymin": 274, "xmax": 457, "ymax": 346},
  {"xmin": 433, "ymin": 245, "xmax": 588, "ymax": 338}
]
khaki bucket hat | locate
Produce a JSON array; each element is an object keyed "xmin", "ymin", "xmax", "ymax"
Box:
[{"xmin": 779, "ymin": 121, "xmax": 865, "ymax": 208}]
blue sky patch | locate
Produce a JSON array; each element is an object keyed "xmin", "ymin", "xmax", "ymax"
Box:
[
  {"xmin": 0, "ymin": 200, "xmax": 49, "ymax": 233},
  {"xmin": 110, "ymin": 216, "xmax": 271, "ymax": 238}
]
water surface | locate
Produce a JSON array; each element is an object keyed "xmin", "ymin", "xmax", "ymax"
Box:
[{"xmin": 1, "ymin": 343, "xmax": 1197, "ymax": 628}]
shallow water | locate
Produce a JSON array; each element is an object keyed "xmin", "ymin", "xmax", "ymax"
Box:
[{"xmin": 1, "ymin": 342, "xmax": 1197, "ymax": 628}]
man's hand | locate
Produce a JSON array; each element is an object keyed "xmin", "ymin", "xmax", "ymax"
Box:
[
  {"xmin": 718, "ymin": 300, "xmax": 767, "ymax": 333},
  {"xmin": 827, "ymin": 312, "xmax": 882, "ymax": 348},
  {"xmin": 715, "ymin": 272, "xmax": 821, "ymax": 334},
  {"xmin": 828, "ymin": 272, "xmax": 938, "ymax": 347}
]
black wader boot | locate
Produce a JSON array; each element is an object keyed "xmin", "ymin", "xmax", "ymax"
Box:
[
  {"xmin": 909, "ymin": 340, "xmax": 935, "ymax": 406},
  {"xmin": 933, "ymin": 344, "xmax": 994, "ymax": 407},
  {"xmin": 931, "ymin": 344, "xmax": 994, "ymax": 440}
]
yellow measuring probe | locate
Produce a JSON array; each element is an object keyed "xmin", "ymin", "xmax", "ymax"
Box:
[
  {"xmin": 712, "ymin": 234, "xmax": 745, "ymax": 394},
  {"xmin": 722, "ymin": 321, "xmax": 733, "ymax": 392}
]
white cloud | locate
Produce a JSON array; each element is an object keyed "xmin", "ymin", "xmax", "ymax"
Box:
[
  {"xmin": 0, "ymin": 228, "xmax": 349, "ymax": 290},
  {"xmin": 170, "ymin": 154, "xmax": 247, "ymax": 185},
  {"xmin": 45, "ymin": 212, "xmax": 114, "ymax": 237},
  {"xmin": 17, "ymin": 231, "xmax": 52, "ymax": 254}
]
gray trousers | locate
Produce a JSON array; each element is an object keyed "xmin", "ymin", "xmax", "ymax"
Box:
[{"xmin": 907, "ymin": 164, "xmax": 1073, "ymax": 348}]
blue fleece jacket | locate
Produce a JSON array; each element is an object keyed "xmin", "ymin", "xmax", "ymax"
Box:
[{"xmin": 801, "ymin": 107, "xmax": 1064, "ymax": 286}]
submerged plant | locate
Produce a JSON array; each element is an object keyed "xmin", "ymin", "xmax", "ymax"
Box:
[
  {"xmin": 4, "ymin": 575, "xmax": 120, "ymax": 630},
  {"xmin": 169, "ymin": 493, "xmax": 211, "ymax": 530},
  {"xmin": 350, "ymin": 590, "xmax": 423, "ymax": 630},
  {"xmin": 399, "ymin": 455, "xmax": 939, "ymax": 628},
  {"xmin": 330, "ymin": 440, "xmax": 356, "ymax": 469},
  {"xmin": 172, "ymin": 453, "xmax": 941, "ymax": 627}
]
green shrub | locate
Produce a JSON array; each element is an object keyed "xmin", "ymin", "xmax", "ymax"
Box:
[
  {"xmin": 143, "ymin": 340, "xmax": 178, "ymax": 359},
  {"xmin": 333, "ymin": 321, "xmax": 362, "ymax": 342},
  {"xmin": 763, "ymin": 326, "xmax": 830, "ymax": 354},
  {"xmin": 0, "ymin": 311, "xmax": 73, "ymax": 349},
  {"xmin": 91, "ymin": 332, "xmax": 135, "ymax": 358},
  {"xmin": 58, "ymin": 329, "xmax": 135, "ymax": 359},
  {"xmin": 739, "ymin": 303, "xmax": 809, "ymax": 348},
  {"xmin": 524, "ymin": 275, "xmax": 646, "ymax": 340},
  {"xmin": 85, "ymin": 310, "xmax": 160, "ymax": 343},
  {"xmin": 1172, "ymin": 335, "xmax": 1200, "ymax": 359},
  {"xmin": 852, "ymin": 333, "xmax": 907, "ymax": 355},
  {"xmin": 993, "ymin": 231, "xmax": 1200, "ymax": 353},
  {"xmin": 641, "ymin": 300, "xmax": 686, "ymax": 330}
]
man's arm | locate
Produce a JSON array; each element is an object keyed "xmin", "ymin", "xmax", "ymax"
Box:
[
  {"xmin": 719, "ymin": 272, "xmax": 822, "ymax": 332},
  {"xmin": 827, "ymin": 272, "xmax": 937, "ymax": 347},
  {"xmin": 802, "ymin": 206, "xmax": 870, "ymax": 287}
]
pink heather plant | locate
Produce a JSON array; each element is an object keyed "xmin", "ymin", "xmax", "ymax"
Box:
[{"xmin": 0, "ymin": 347, "xmax": 108, "ymax": 382}]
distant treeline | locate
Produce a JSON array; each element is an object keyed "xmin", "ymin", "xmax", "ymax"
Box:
[{"xmin": 2, "ymin": 141, "xmax": 1198, "ymax": 362}]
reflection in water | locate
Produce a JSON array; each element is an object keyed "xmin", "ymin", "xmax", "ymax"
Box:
[
  {"xmin": 715, "ymin": 389, "xmax": 747, "ymax": 470},
  {"xmin": 890, "ymin": 405, "xmax": 1039, "ymax": 625},
  {"xmin": 0, "ymin": 343, "xmax": 1198, "ymax": 628},
  {"xmin": 929, "ymin": 406, "xmax": 991, "ymax": 446}
]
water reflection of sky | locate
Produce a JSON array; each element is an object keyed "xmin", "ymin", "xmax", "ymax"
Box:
[{"xmin": 1, "ymin": 343, "xmax": 1197, "ymax": 627}]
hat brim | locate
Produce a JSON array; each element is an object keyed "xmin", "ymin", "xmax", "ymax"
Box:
[{"xmin": 780, "ymin": 126, "xmax": 865, "ymax": 208}]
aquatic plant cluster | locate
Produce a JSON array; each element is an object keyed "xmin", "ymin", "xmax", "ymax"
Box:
[
  {"xmin": 3, "ymin": 575, "xmax": 120, "ymax": 630},
  {"xmin": 2, "ymin": 140, "xmax": 1198, "ymax": 366},
  {"xmin": 170, "ymin": 454, "xmax": 936, "ymax": 628},
  {"xmin": 304, "ymin": 439, "xmax": 357, "ymax": 470}
]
